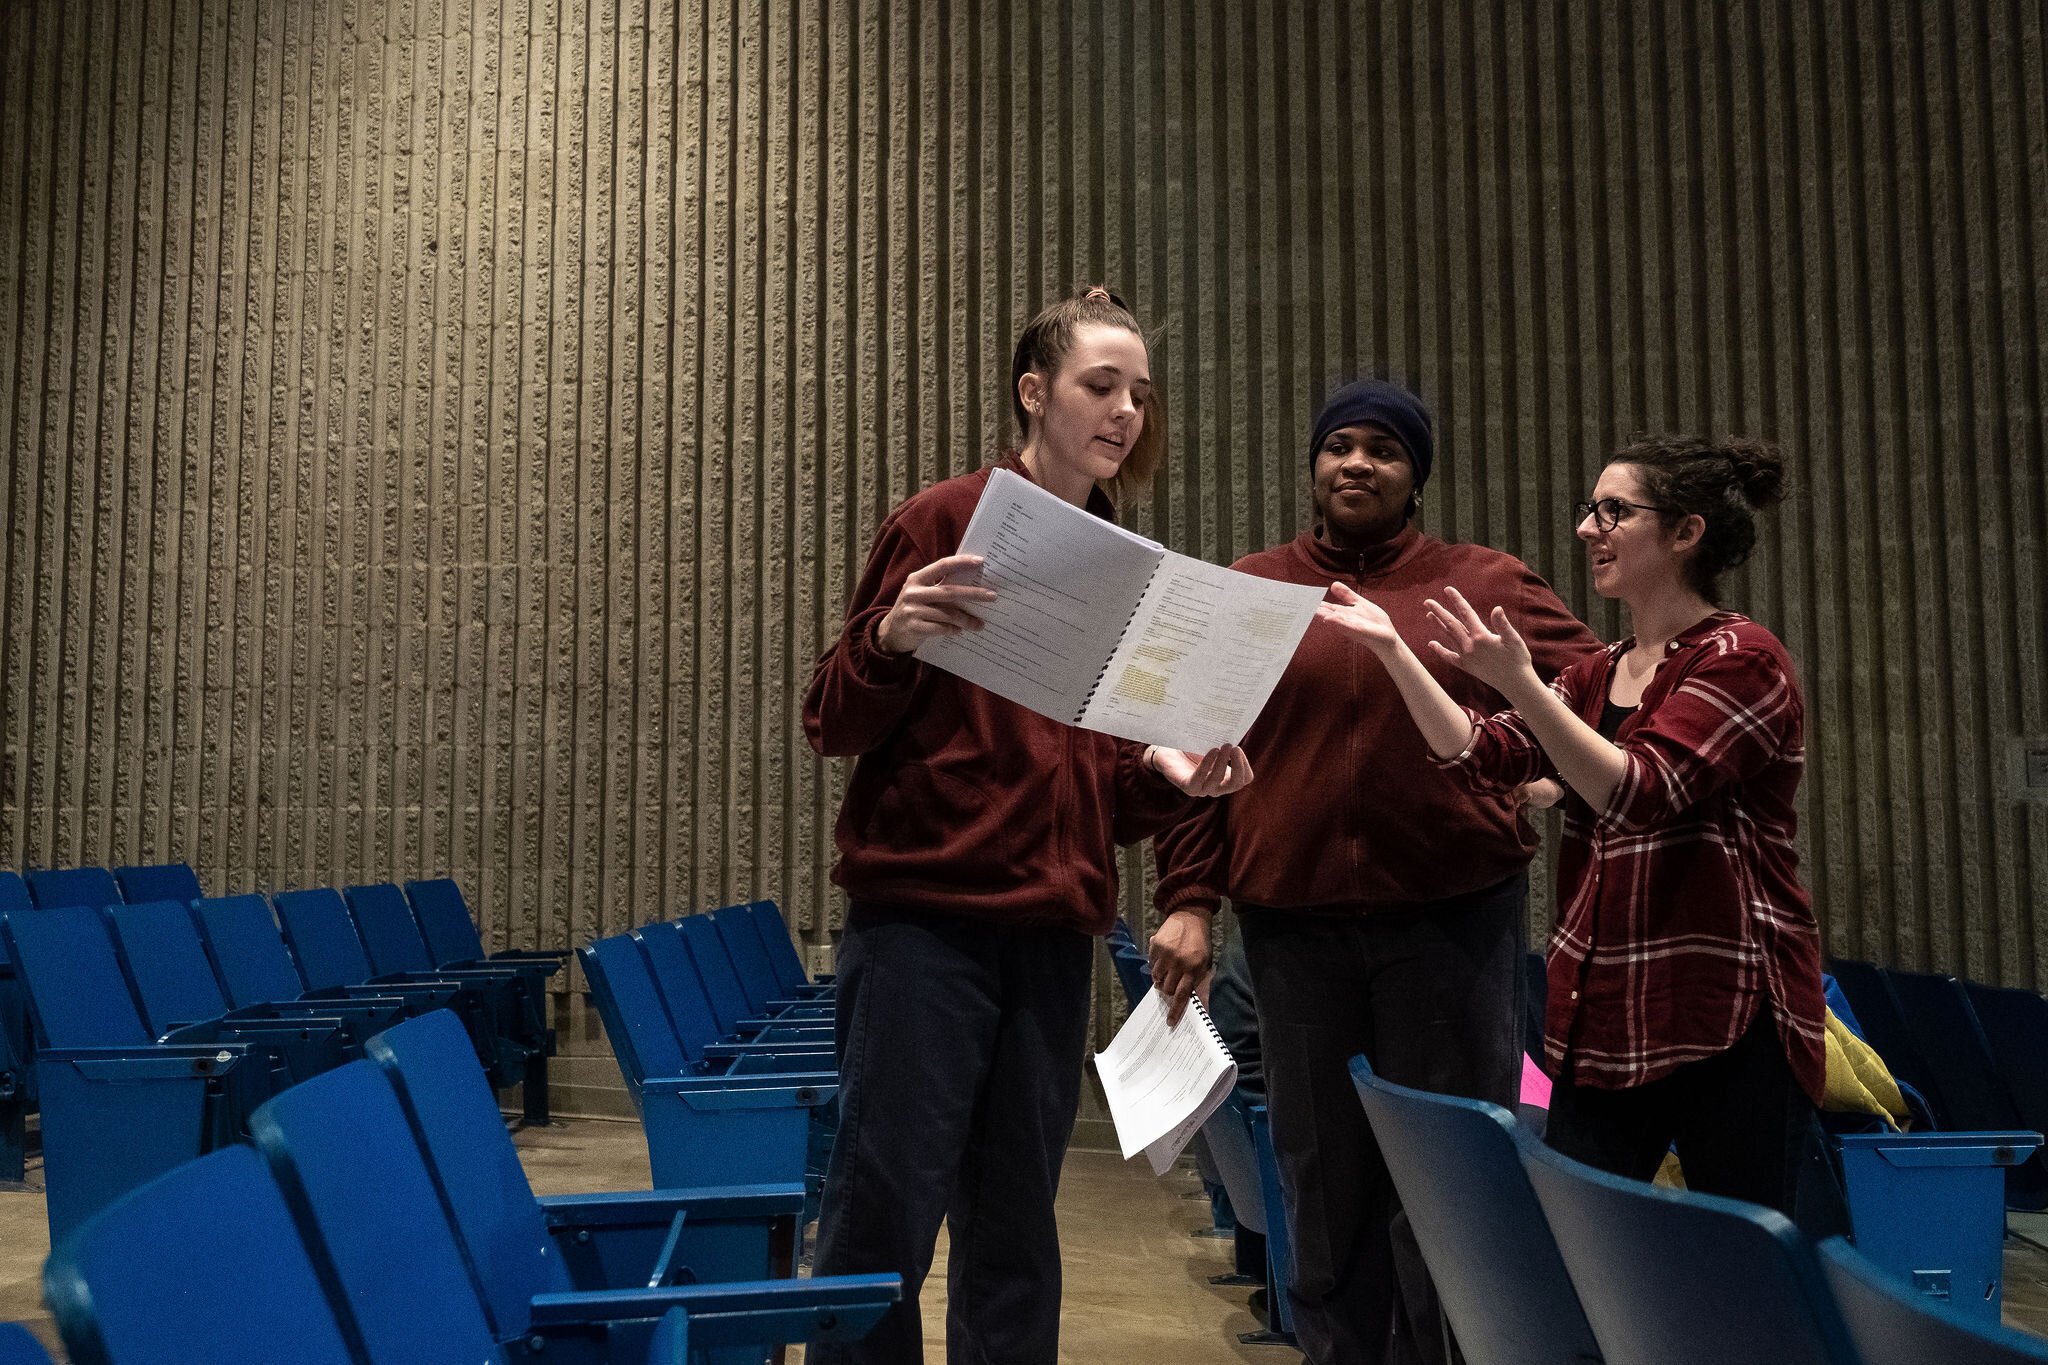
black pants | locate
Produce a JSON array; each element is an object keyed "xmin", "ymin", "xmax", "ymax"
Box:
[
  {"xmin": 810, "ymin": 904, "xmax": 1094, "ymax": 1365},
  {"xmin": 1240, "ymin": 875, "xmax": 1527, "ymax": 1365},
  {"xmin": 1544, "ymin": 1008, "xmax": 1816, "ymax": 1217}
]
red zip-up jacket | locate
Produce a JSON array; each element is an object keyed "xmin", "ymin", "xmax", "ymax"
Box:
[
  {"xmin": 1155, "ymin": 524, "xmax": 1600, "ymax": 916},
  {"xmin": 803, "ymin": 456, "xmax": 1191, "ymax": 935}
]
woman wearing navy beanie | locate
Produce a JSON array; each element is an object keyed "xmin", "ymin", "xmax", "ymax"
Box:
[{"xmin": 1153, "ymin": 378, "xmax": 1599, "ymax": 1365}]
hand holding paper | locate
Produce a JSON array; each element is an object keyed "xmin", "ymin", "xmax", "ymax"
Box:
[{"xmin": 1092, "ymin": 989, "xmax": 1237, "ymax": 1176}]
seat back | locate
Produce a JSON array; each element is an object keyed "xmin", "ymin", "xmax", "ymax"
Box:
[
  {"xmin": 581, "ymin": 933, "xmax": 694, "ymax": 1087},
  {"xmin": 1200, "ymin": 1091, "xmax": 1266, "ymax": 1236},
  {"xmin": 5, "ymin": 907, "xmax": 153, "ymax": 1048},
  {"xmin": 273, "ymin": 888, "xmax": 375, "ymax": 991},
  {"xmin": 192, "ymin": 894, "xmax": 309, "ymax": 1007},
  {"xmin": 43, "ymin": 1143, "xmax": 357, "ymax": 1365},
  {"xmin": 24, "ymin": 867, "xmax": 120, "ymax": 911},
  {"xmin": 1963, "ymin": 983, "xmax": 2048, "ymax": 1139},
  {"xmin": 250, "ymin": 1060, "xmax": 505, "ymax": 1361},
  {"xmin": 1109, "ymin": 943, "xmax": 1150, "ymax": 1010},
  {"xmin": 746, "ymin": 899, "xmax": 811, "ymax": 994},
  {"xmin": 634, "ymin": 921, "xmax": 732, "ymax": 1062},
  {"xmin": 711, "ymin": 905, "xmax": 787, "ymax": 1013},
  {"xmin": 1817, "ymin": 1236, "xmax": 2048, "ymax": 1365},
  {"xmin": 113, "ymin": 863, "xmax": 203, "ymax": 906},
  {"xmin": 1521, "ymin": 1138, "xmax": 1857, "ymax": 1365},
  {"xmin": 106, "ymin": 902, "xmax": 233, "ymax": 1037},
  {"xmin": 1885, "ymin": 970, "xmax": 2022, "ymax": 1132},
  {"xmin": 677, "ymin": 914, "xmax": 754, "ymax": 1034},
  {"xmin": 345, "ymin": 882, "xmax": 437, "ymax": 975},
  {"xmin": 0, "ymin": 870, "xmax": 29, "ymax": 972},
  {"xmin": 366, "ymin": 1009, "xmax": 573, "ymax": 1336},
  {"xmin": 1347, "ymin": 1055, "xmax": 1600, "ymax": 1365},
  {"xmin": 0, "ymin": 1325, "xmax": 53, "ymax": 1365},
  {"xmin": 405, "ymin": 877, "xmax": 489, "ymax": 965}
]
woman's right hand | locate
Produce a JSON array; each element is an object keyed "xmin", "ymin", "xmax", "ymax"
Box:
[
  {"xmin": 875, "ymin": 553, "xmax": 999, "ymax": 655},
  {"xmin": 1315, "ymin": 581, "xmax": 1403, "ymax": 656}
]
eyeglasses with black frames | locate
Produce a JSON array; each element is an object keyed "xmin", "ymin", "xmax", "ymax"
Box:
[{"xmin": 1573, "ymin": 497, "xmax": 1673, "ymax": 532}]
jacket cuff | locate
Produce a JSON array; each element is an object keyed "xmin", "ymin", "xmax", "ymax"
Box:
[
  {"xmin": 846, "ymin": 606, "xmax": 922, "ymax": 686},
  {"xmin": 1157, "ymin": 886, "xmax": 1222, "ymax": 919}
]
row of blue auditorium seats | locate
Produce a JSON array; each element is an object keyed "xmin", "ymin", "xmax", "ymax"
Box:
[
  {"xmin": 582, "ymin": 903, "xmax": 838, "ymax": 1217},
  {"xmin": 1353, "ymin": 1054, "xmax": 2048, "ymax": 1365},
  {"xmin": 15, "ymin": 1007, "xmax": 897, "ymax": 1364},
  {"xmin": 1830, "ymin": 957, "xmax": 2048, "ymax": 1207},
  {"xmin": 0, "ymin": 866, "xmax": 561, "ymax": 1241}
]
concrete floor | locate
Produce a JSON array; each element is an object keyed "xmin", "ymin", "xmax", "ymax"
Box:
[{"xmin": 8, "ymin": 1118, "xmax": 2048, "ymax": 1362}]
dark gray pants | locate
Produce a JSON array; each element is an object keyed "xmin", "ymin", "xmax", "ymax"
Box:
[
  {"xmin": 810, "ymin": 903, "xmax": 1095, "ymax": 1365},
  {"xmin": 1240, "ymin": 876, "xmax": 1526, "ymax": 1365}
]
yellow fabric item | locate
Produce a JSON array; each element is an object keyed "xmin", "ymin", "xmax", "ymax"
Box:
[{"xmin": 1822, "ymin": 1008, "xmax": 1910, "ymax": 1128}]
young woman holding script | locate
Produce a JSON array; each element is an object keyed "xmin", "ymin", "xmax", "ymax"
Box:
[
  {"xmin": 1152, "ymin": 378, "xmax": 1598, "ymax": 1365},
  {"xmin": 802, "ymin": 285, "xmax": 1251, "ymax": 1365},
  {"xmin": 1316, "ymin": 435, "xmax": 1827, "ymax": 1222}
]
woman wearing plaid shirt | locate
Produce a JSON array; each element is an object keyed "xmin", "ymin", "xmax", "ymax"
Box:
[{"xmin": 1317, "ymin": 436, "xmax": 1826, "ymax": 1214}]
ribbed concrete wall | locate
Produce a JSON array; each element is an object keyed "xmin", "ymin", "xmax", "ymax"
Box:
[{"xmin": 3, "ymin": 0, "xmax": 2045, "ymax": 1073}]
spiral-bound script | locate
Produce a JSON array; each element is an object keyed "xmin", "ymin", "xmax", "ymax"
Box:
[
  {"xmin": 1093, "ymin": 990, "xmax": 1238, "ymax": 1176},
  {"xmin": 915, "ymin": 469, "xmax": 1323, "ymax": 751}
]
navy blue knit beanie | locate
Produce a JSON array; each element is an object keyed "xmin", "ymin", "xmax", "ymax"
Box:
[{"xmin": 1308, "ymin": 379, "xmax": 1435, "ymax": 489}]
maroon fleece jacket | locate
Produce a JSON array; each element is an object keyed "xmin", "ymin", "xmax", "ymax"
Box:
[
  {"xmin": 803, "ymin": 456, "xmax": 1191, "ymax": 935},
  {"xmin": 1155, "ymin": 524, "xmax": 1600, "ymax": 916}
]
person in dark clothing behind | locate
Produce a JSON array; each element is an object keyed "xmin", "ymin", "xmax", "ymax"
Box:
[
  {"xmin": 1152, "ymin": 379, "xmax": 1599, "ymax": 1365},
  {"xmin": 803, "ymin": 286, "xmax": 1253, "ymax": 1365}
]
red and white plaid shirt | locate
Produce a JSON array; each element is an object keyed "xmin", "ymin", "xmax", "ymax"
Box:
[{"xmin": 1441, "ymin": 611, "xmax": 1827, "ymax": 1102}]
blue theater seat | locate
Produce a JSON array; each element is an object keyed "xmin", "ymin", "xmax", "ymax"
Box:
[
  {"xmin": 369, "ymin": 1011, "xmax": 804, "ymax": 1318},
  {"xmin": 711, "ymin": 904, "xmax": 830, "ymax": 1012},
  {"xmin": 1817, "ymin": 1235, "xmax": 2048, "ymax": 1364},
  {"xmin": 739, "ymin": 900, "xmax": 832, "ymax": 995},
  {"xmin": 250, "ymin": 1054, "xmax": 897, "ymax": 1363},
  {"xmin": 23, "ymin": 866, "xmax": 121, "ymax": 911},
  {"xmin": 112, "ymin": 862, "xmax": 203, "ymax": 906},
  {"xmin": 43, "ymin": 1144, "xmax": 358, "ymax": 1365},
  {"xmin": 675, "ymin": 915, "xmax": 829, "ymax": 1037},
  {"xmin": 633, "ymin": 921, "xmax": 832, "ymax": 1063},
  {"xmin": 276, "ymin": 886, "xmax": 538, "ymax": 1093},
  {"xmin": 106, "ymin": 901, "xmax": 403, "ymax": 1049},
  {"xmin": 0, "ymin": 871, "xmax": 33, "ymax": 1184},
  {"xmin": 404, "ymin": 875, "xmax": 569, "ymax": 969},
  {"xmin": 582, "ymin": 933, "xmax": 835, "ymax": 1193},
  {"xmin": 3, "ymin": 905, "xmax": 346, "ymax": 1239},
  {"xmin": 345, "ymin": 880, "xmax": 556, "ymax": 1122},
  {"xmin": 1347, "ymin": 1054, "xmax": 1601, "ymax": 1365},
  {"xmin": 1884, "ymin": 969, "xmax": 2048, "ymax": 1208},
  {"xmin": 1521, "ymin": 1135, "xmax": 1856, "ymax": 1365},
  {"xmin": 0, "ymin": 1326, "xmax": 51, "ymax": 1365}
]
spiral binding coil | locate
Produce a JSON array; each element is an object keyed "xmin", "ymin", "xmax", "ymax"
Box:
[{"xmin": 1073, "ymin": 569, "xmax": 1161, "ymax": 722}]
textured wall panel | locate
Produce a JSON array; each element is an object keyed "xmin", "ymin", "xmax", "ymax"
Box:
[{"xmin": 4, "ymin": 2, "xmax": 2046, "ymax": 1076}]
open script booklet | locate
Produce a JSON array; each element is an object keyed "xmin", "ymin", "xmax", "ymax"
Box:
[
  {"xmin": 1093, "ymin": 988, "xmax": 1238, "ymax": 1176},
  {"xmin": 913, "ymin": 468, "xmax": 1324, "ymax": 752}
]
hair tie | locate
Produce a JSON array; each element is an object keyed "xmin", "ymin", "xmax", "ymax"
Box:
[{"xmin": 1084, "ymin": 286, "xmax": 1113, "ymax": 303}]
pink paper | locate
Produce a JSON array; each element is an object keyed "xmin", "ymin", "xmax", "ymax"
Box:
[{"xmin": 1519, "ymin": 1053, "xmax": 1553, "ymax": 1110}]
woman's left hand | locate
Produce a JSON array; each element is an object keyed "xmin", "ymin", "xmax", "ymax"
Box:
[
  {"xmin": 1423, "ymin": 586, "xmax": 1539, "ymax": 695},
  {"xmin": 1149, "ymin": 743, "xmax": 1253, "ymax": 797},
  {"xmin": 1148, "ymin": 909, "xmax": 1211, "ymax": 1025}
]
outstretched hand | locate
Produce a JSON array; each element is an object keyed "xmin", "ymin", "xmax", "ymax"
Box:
[
  {"xmin": 1150, "ymin": 743, "xmax": 1254, "ymax": 798},
  {"xmin": 1314, "ymin": 582, "xmax": 1403, "ymax": 656},
  {"xmin": 876, "ymin": 553, "xmax": 999, "ymax": 655},
  {"xmin": 1422, "ymin": 586, "xmax": 1537, "ymax": 695}
]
